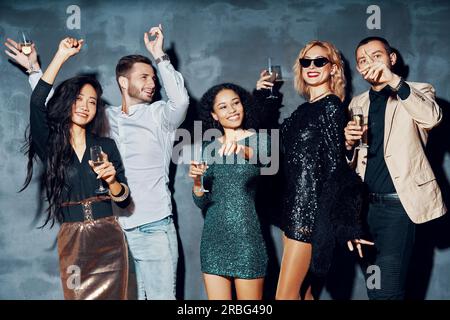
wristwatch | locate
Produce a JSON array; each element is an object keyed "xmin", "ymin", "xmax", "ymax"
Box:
[
  {"xmin": 155, "ymin": 54, "xmax": 170, "ymax": 64},
  {"xmin": 391, "ymin": 77, "xmax": 404, "ymax": 93}
]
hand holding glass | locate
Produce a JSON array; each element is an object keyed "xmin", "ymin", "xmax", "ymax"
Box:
[
  {"xmin": 194, "ymin": 145, "xmax": 209, "ymax": 193},
  {"xmin": 18, "ymin": 31, "xmax": 35, "ymax": 73},
  {"xmin": 351, "ymin": 107, "xmax": 369, "ymax": 149},
  {"xmin": 90, "ymin": 145, "xmax": 109, "ymax": 194},
  {"xmin": 197, "ymin": 160, "xmax": 209, "ymax": 193},
  {"xmin": 266, "ymin": 58, "xmax": 282, "ymax": 99}
]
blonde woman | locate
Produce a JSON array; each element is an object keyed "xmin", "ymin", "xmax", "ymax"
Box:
[{"xmin": 257, "ymin": 40, "xmax": 373, "ymax": 299}]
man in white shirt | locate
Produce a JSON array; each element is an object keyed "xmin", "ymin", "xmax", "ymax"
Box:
[{"xmin": 5, "ymin": 24, "xmax": 189, "ymax": 299}]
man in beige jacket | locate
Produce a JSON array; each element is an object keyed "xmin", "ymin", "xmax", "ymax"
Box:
[{"xmin": 344, "ymin": 37, "xmax": 446, "ymax": 300}]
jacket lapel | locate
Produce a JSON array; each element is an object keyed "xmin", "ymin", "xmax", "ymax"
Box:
[
  {"xmin": 360, "ymin": 93, "xmax": 370, "ymax": 118},
  {"xmin": 384, "ymin": 95, "xmax": 399, "ymax": 154},
  {"xmin": 355, "ymin": 93, "xmax": 370, "ymax": 179}
]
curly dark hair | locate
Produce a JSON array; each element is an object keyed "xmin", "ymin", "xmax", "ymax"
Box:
[
  {"xmin": 198, "ymin": 83, "xmax": 261, "ymax": 133},
  {"xmin": 21, "ymin": 76, "xmax": 106, "ymax": 227}
]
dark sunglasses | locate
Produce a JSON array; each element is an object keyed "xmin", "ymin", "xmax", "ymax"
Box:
[{"xmin": 299, "ymin": 57, "xmax": 330, "ymax": 68}]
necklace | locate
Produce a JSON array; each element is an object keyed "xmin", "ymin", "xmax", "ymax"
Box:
[{"xmin": 309, "ymin": 91, "xmax": 332, "ymax": 103}]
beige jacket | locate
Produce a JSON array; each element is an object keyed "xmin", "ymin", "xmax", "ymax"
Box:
[{"xmin": 348, "ymin": 81, "xmax": 446, "ymax": 223}]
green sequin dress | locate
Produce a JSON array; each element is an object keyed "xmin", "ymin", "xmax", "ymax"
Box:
[{"xmin": 192, "ymin": 132, "xmax": 270, "ymax": 279}]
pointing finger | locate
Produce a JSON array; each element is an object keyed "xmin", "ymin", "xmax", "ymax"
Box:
[
  {"xmin": 363, "ymin": 48, "xmax": 374, "ymax": 63},
  {"xmin": 358, "ymin": 239, "xmax": 375, "ymax": 246}
]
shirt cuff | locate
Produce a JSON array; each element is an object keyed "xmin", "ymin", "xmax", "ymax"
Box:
[
  {"xmin": 156, "ymin": 59, "xmax": 171, "ymax": 68},
  {"xmin": 29, "ymin": 70, "xmax": 43, "ymax": 84},
  {"xmin": 397, "ymin": 81, "xmax": 411, "ymax": 100},
  {"xmin": 38, "ymin": 78, "xmax": 53, "ymax": 89},
  {"xmin": 253, "ymin": 88, "xmax": 270, "ymax": 99}
]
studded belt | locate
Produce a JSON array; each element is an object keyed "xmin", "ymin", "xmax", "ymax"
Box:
[{"xmin": 61, "ymin": 196, "xmax": 113, "ymax": 222}]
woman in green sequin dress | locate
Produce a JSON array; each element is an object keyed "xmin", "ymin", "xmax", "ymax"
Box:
[{"xmin": 189, "ymin": 83, "xmax": 270, "ymax": 300}]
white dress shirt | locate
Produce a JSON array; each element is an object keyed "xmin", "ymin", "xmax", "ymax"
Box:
[{"xmin": 29, "ymin": 59, "xmax": 189, "ymax": 229}]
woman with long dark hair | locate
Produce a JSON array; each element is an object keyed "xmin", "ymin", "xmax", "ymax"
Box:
[
  {"xmin": 188, "ymin": 83, "xmax": 270, "ymax": 299},
  {"xmin": 22, "ymin": 37, "xmax": 130, "ymax": 299}
]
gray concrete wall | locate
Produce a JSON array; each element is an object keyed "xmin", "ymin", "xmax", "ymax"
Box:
[{"xmin": 0, "ymin": 0, "xmax": 449, "ymax": 299}]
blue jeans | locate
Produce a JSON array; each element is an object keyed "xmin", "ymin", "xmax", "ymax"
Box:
[{"xmin": 124, "ymin": 216, "xmax": 178, "ymax": 300}]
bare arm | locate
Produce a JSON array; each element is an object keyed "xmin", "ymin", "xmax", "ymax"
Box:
[
  {"xmin": 144, "ymin": 24, "xmax": 189, "ymax": 131},
  {"xmin": 42, "ymin": 38, "xmax": 84, "ymax": 85}
]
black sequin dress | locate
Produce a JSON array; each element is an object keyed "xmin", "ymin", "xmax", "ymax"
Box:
[{"xmin": 280, "ymin": 94, "xmax": 348, "ymax": 243}]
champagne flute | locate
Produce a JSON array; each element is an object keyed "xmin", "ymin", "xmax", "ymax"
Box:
[
  {"xmin": 90, "ymin": 146, "xmax": 108, "ymax": 194},
  {"xmin": 198, "ymin": 158, "xmax": 209, "ymax": 193},
  {"xmin": 266, "ymin": 58, "xmax": 282, "ymax": 99},
  {"xmin": 195, "ymin": 144, "xmax": 209, "ymax": 193},
  {"xmin": 351, "ymin": 107, "xmax": 369, "ymax": 149},
  {"xmin": 18, "ymin": 31, "xmax": 35, "ymax": 73}
]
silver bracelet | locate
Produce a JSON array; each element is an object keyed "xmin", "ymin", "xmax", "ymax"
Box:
[
  {"xmin": 26, "ymin": 66, "xmax": 40, "ymax": 74},
  {"xmin": 109, "ymin": 183, "xmax": 129, "ymax": 202}
]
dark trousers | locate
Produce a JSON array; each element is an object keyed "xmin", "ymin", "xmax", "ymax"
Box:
[{"xmin": 361, "ymin": 198, "xmax": 416, "ymax": 300}]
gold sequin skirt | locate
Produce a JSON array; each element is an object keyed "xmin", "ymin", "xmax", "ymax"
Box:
[{"xmin": 57, "ymin": 216, "xmax": 128, "ymax": 300}]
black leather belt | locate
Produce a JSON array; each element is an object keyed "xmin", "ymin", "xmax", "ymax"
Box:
[
  {"xmin": 368, "ymin": 193, "xmax": 400, "ymax": 204},
  {"xmin": 61, "ymin": 196, "xmax": 113, "ymax": 222}
]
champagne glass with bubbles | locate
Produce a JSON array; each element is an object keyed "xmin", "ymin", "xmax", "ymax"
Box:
[
  {"xmin": 266, "ymin": 58, "xmax": 282, "ymax": 99},
  {"xmin": 195, "ymin": 143, "xmax": 209, "ymax": 193},
  {"xmin": 351, "ymin": 107, "xmax": 369, "ymax": 149},
  {"xmin": 90, "ymin": 146, "xmax": 108, "ymax": 194},
  {"xmin": 18, "ymin": 31, "xmax": 35, "ymax": 73}
]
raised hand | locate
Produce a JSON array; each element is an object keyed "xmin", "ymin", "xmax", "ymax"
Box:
[
  {"xmin": 41, "ymin": 37, "xmax": 84, "ymax": 85},
  {"xmin": 357, "ymin": 48, "xmax": 399, "ymax": 86},
  {"xmin": 256, "ymin": 69, "xmax": 275, "ymax": 91},
  {"xmin": 4, "ymin": 38, "xmax": 40, "ymax": 71},
  {"xmin": 56, "ymin": 37, "xmax": 84, "ymax": 60},
  {"xmin": 144, "ymin": 24, "xmax": 165, "ymax": 59}
]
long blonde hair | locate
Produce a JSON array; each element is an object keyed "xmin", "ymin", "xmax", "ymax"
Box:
[{"xmin": 293, "ymin": 40, "xmax": 346, "ymax": 102}]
